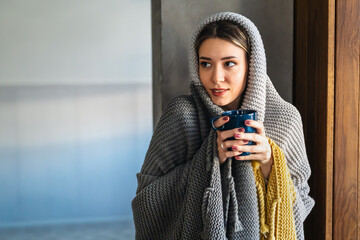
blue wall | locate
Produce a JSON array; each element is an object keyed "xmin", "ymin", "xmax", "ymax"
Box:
[
  {"xmin": 0, "ymin": 84, "xmax": 152, "ymax": 227},
  {"xmin": 0, "ymin": 0, "xmax": 151, "ymax": 227}
]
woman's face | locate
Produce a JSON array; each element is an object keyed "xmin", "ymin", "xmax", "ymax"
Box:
[{"xmin": 198, "ymin": 37, "xmax": 248, "ymax": 111}]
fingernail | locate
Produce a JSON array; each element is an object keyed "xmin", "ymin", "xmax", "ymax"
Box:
[
  {"xmin": 243, "ymin": 140, "xmax": 249, "ymax": 144},
  {"xmin": 245, "ymin": 120, "xmax": 251, "ymax": 125},
  {"xmin": 238, "ymin": 128, "xmax": 245, "ymax": 132},
  {"xmin": 223, "ymin": 116, "xmax": 229, "ymax": 121},
  {"xmin": 235, "ymin": 134, "xmax": 241, "ymax": 138},
  {"xmin": 232, "ymin": 146, "xmax": 237, "ymax": 150}
]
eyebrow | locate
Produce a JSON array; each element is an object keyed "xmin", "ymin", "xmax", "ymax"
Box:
[{"xmin": 199, "ymin": 56, "xmax": 237, "ymax": 60}]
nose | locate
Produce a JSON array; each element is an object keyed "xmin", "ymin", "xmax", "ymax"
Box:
[{"xmin": 211, "ymin": 65, "xmax": 225, "ymax": 83}]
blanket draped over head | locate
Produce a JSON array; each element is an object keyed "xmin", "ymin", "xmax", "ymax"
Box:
[{"xmin": 132, "ymin": 12, "xmax": 314, "ymax": 240}]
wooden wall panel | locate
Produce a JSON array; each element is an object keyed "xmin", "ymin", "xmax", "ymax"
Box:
[
  {"xmin": 294, "ymin": 0, "xmax": 334, "ymax": 239},
  {"xmin": 296, "ymin": 0, "xmax": 360, "ymax": 239},
  {"xmin": 326, "ymin": 1, "xmax": 335, "ymax": 238},
  {"xmin": 333, "ymin": 0, "xmax": 360, "ymax": 239}
]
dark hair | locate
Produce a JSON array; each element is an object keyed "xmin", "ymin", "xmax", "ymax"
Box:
[{"xmin": 195, "ymin": 20, "xmax": 250, "ymax": 58}]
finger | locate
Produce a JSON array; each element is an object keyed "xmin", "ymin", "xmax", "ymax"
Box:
[
  {"xmin": 220, "ymin": 140, "xmax": 234, "ymax": 151},
  {"xmin": 218, "ymin": 127, "xmax": 245, "ymax": 142},
  {"xmin": 213, "ymin": 116, "xmax": 230, "ymax": 128},
  {"xmin": 225, "ymin": 138, "xmax": 252, "ymax": 146},
  {"xmin": 245, "ymin": 120, "xmax": 266, "ymax": 136},
  {"xmin": 224, "ymin": 150, "xmax": 243, "ymax": 158},
  {"xmin": 233, "ymin": 132, "xmax": 263, "ymax": 144},
  {"xmin": 232, "ymin": 144, "xmax": 265, "ymax": 153},
  {"xmin": 234, "ymin": 153, "xmax": 266, "ymax": 161}
]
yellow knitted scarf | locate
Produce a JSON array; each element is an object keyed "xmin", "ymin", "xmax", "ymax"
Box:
[{"xmin": 252, "ymin": 138, "xmax": 297, "ymax": 240}]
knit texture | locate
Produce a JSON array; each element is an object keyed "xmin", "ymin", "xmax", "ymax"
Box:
[
  {"xmin": 132, "ymin": 12, "xmax": 314, "ymax": 240},
  {"xmin": 252, "ymin": 138, "xmax": 297, "ymax": 240}
]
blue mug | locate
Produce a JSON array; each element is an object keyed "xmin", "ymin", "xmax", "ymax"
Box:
[{"xmin": 211, "ymin": 110, "xmax": 258, "ymax": 156}]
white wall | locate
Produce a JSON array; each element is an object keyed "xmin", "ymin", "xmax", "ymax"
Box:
[
  {"xmin": 0, "ymin": 0, "xmax": 151, "ymax": 227},
  {"xmin": 0, "ymin": 0, "xmax": 151, "ymax": 85}
]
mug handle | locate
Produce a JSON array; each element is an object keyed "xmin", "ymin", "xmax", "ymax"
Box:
[{"xmin": 211, "ymin": 116, "xmax": 225, "ymax": 130}]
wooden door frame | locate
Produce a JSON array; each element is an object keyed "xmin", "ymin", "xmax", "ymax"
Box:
[
  {"xmin": 333, "ymin": 0, "xmax": 360, "ymax": 239},
  {"xmin": 294, "ymin": 0, "xmax": 360, "ymax": 239},
  {"xmin": 294, "ymin": 0, "xmax": 334, "ymax": 238}
]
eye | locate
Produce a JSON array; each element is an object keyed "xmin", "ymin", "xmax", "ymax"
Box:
[
  {"xmin": 200, "ymin": 62, "xmax": 211, "ymax": 68},
  {"xmin": 225, "ymin": 61, "xmax": 236, "ymax": 67}
]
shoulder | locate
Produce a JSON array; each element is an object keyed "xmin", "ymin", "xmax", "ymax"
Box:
[
  {"xmin": 160, "ymin": 95, "xmax": 198, "ymax": 122},
  {"xmin": 142, "ymin": 95, "xmax": 200, "ymax": 175},
  {"xmin": 164, "ymin": 95, "xmax": 196, "ymax": 114},
  {"xmin": 155, "ymin": 95, "xmax": 199, "ymax": 130},
  {"xmin": 264, "ymin": 97, "xmax": 305, "ymax": 148},
  {"xmin": 276, "ymin": 100, "xmax": 302, "ymax": 125},
  {"xmin": 264, "ymin": 78, "xmax": 303, "ymax": 129},
  {"xmin": 265, "ymin": 95, "xmax": 302, "ymax": 127}
]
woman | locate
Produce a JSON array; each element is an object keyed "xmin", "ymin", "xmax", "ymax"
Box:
[{"xmin": 132, "ymin": 12, "xmax": 314, "ymax": 240}]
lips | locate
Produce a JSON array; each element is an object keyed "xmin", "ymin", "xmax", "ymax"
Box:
[{"xmin": 211, "ymin": 88, "xmax": 228, "ymax": 96}]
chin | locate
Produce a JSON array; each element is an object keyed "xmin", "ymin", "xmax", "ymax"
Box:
[{"xmin": 211, "ymin": 99, "xmax": 229, "ymax": 108}]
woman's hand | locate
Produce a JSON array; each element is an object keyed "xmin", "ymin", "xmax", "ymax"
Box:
[
  {"xmin": 213, "ymin": 118, "xmax": 273, "ymax": 179},
  {"xmin": 213, "ymin": 116, "xmax": 249, "ymax": 165}
]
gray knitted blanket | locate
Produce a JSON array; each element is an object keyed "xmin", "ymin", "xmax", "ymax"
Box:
[{"xmin": 132, "ymin": 12, "xmax": 314, "ymax": 240}]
